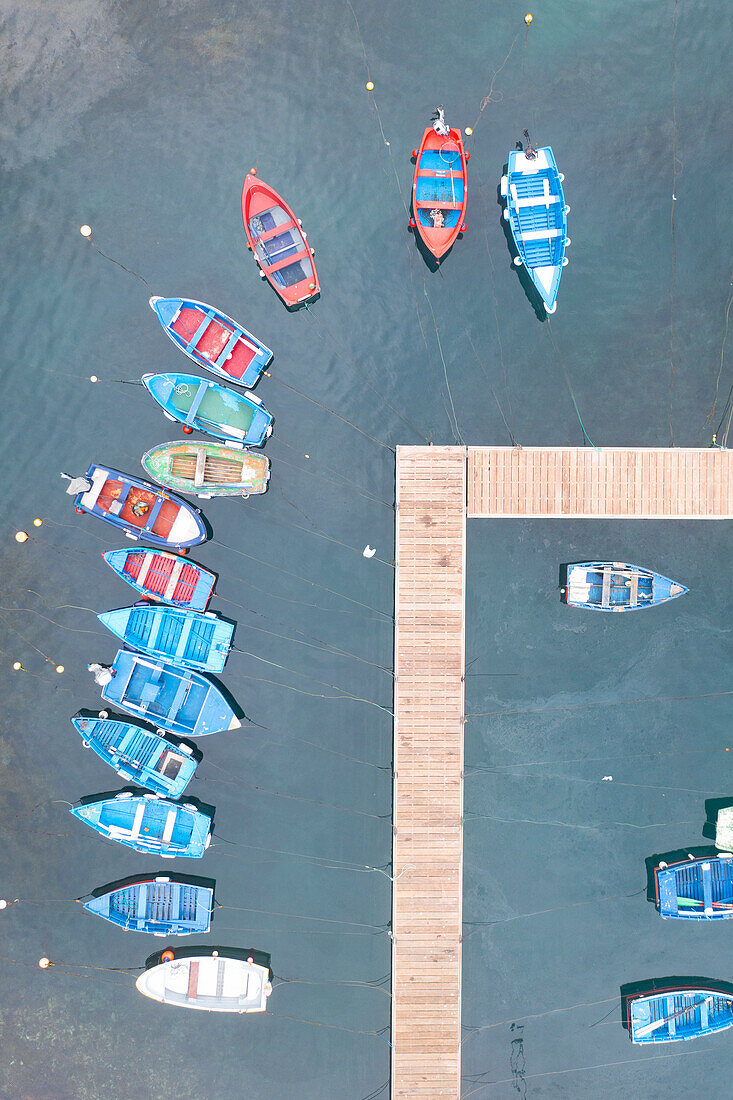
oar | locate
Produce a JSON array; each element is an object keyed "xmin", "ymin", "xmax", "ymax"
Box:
[{"xmin": 634, "ymin": 995, "xmax": 714, "ymax": 1039}]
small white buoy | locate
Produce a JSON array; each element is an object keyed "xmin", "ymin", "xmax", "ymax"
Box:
[
  {"xmin": 79, "ymin": 225, "xmax": 92, "ymax": 238},
  {"xmin": 38, "ymin": 957, "xmax": 51, "ymax": 969},
  {"xmin": 0, "ymin": 899, "xmax": 7, "ymax": 910},
  {"xmin": 89, "ymin": 375, "xmax": 98, "ymax": 383},
  {"xmin": 465, "ymin": 127, "xmax": 473, "ymax": 136},
  {"xmin": 363, "ymin": 545, "xmax": 376, "ymax": 558},
  {"xmin": 15, "ymin": 531, "xmax": 28, "ymax": 543}
]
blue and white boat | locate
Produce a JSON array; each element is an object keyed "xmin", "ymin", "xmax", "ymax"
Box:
[
  {"xmin": 625, "ymin": 982, "xmax": 733, "ymax": 1043},
  {"xmin": 655, "ymin": 855, "xmax": 733, "ymax": 919},
  {"xmin": 64, "ymin": 464, "xmax": 206, "ymax": 550},
  {"xmin": 83, "ymin": 874, "xmax": 214, "ymax": 935},
  {"xmin": 70, "ymin": 793, "xmax": 213, "ymax": 857},
  {"xmin": 102, "ymin": 548, "xmax": 215, "ymax": 611},
  {"xmin": 71, "ymin": 713, "xmax": 199, "ymax": 798},
  {"xmin": 136, "ymin": 946, "xmax": 273, "ymax": 1012},
  {"xmin": 98, "ymin": 605, "xmax": 234, "ymax": 674},
  {"xmin": 563, "ymin": 562, "xmax": 688, "ymax": 611},
  {"xmin": 142, "ymin": 374, "xmax": 273, "ymax": 447},
  {"xmin": 99, "ymin": 650, "xmax": 240, "ymax": 737},
  {"xmin": 501, "ymin": 146, "xmax": 569, "ymax": 314},
  {"xmin": 149, "ymin": 297, "xmax": 272, "ymax": 388}
]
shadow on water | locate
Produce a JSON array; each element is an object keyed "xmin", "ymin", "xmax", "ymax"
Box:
[
  {"xmin": 643, "ymin": 846, "xmax": 720, "ymax": 905},
  {"xmin": 619, "ymin": 977, "xmax": 733, "ymax": 1033},
  {"xmin": 702, "ymin": 796, "xmax": 733, "ymax": 841},
  {"xmin": 496, "ymin": 172, "xmax": 546, "ymax": 323},
  {"xmin": 87, "ymin": 869, "xmax": 217, "ymax": 900}
]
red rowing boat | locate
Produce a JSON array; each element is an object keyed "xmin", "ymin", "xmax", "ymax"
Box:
[
  {"xmin": 410, "ymin": 123, "xmax": 469, "ymax": 260},
  {"xmin": 241, "ymin": 174, "xmax": 319, "ymax": 307}
]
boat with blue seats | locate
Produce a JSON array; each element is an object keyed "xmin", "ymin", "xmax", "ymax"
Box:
[
  {"xmin": 98, "ymin": 605, "xmax": 234, "ymax": 674},
  {"xmin": 563, "ymin": 562, "xmax": 688, "ymax": 611},
  {"xmin": 501, "ymin": 143, "xmax": 569, "ymax": 314},
  {"xmin": 242, "ymin": 174, "xmax": 319, "ymax": 308},
  {"xmin": 64, "ymin": 465, "xmax": 206, "ymax": 550},
  {"xmin": 655, "ymin": 854, "xmax": 733, "ymax": 919},
  {"xmin": 625, "ymin": 981, "xmax": 733, "ymax": 1043},
  {"xmin": 99, "ymin": 649, "xmax": 240, "ymax": 737},
  {"xmin": 102, "ymin": 548, "xmax": 215, "ymax": 610},
  {"xmin": 142, "ymin": 373, "xmax": 273, "ymax": 447},
  {"xmin": 71, "ymin": 712, "xmax": 199, "ymax": 798},
  {"xmin": 70, "ymin": 792, "xmax": 213, "ymax": 857},
  {"xmin": 136, "ymin": 946, "xmax": 273, "ymax": 1012},
  {"xmin": 149, "ymin": 297, "xmax": 272, "ymax": 388},
  {"xmin": 83, "ymin": 874, "xmax": 214, "ymax": 935},
  {"xmin": 410, "ymin": 107, "xmax": 468, "ymax": 260}
]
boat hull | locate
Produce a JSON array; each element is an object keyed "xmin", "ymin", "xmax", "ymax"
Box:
[
  {"xmin": 74, "ymin": 464, "xmax": 206, "ymax": 549},
  {"xmin": 149, "ymin": 297, "xmax": 272, "ymax": 388},
  {"xmin": 137, "ymin": 946, "xmax": 273, "ymax": 1012},
  {"xmin": 83, "ymin": 875, "xmax": 214, "ymax": 935},
  {"xmin": 102, "ymin": 548, "xmax": 215, "ymax": 610},
  {"xmin": 501, "ymin": 146, "xmax": 567, "ymax": 314},
  {"xmin": 142, "ymin": 373, "xmax": 273, "ymax": 446},
  {"xmin": 98, "ymin": 605, "xmax": 234, "ymax": 673},
  {"xmin": 411, "ymin": 126, "xmax": 468, "ymax": 259},
  {"xmin": 242, "ymin": 174, "xmax": 319, "ymax": 307},
  {"xmin": 141, "ymin": 441, "xmax": 270, "ymax": 498},
  {"xmin": 564, "ymin": 562, "xmax": 688, "ymax": 611},
  {"xmin": 70, "ymin": 794, "xmax": 213, "ymax": 858},
  {"xmin": 72, "ymin": 714, "xmax": 199, "ymax": 798}
]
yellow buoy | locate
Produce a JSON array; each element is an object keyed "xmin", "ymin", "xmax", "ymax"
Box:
[
  {"xmin": 15, "ymin": 531, "xmax": 28, "ymax": 543},
  {"xmin": 38, "ymin": 957, "xmax": 52, "ymax": 969},
  {"xmin": 12, "ymin": 662, "xmax": 23, "ymax": 671},
  {"xmin": 33, "ymin": 518, "xmax": 42, "ymax": 527},
  {"xmin": 55, "ymin": 665, "xmax": 65, "ymax": 674},
  {"xmin": 465, "ymin": 127, "xmax": 473, "ymax": 136},
  {"xmin": 366, "ymin": 81, "xmax": 374, "ymax": 91},
  {"xmin": 80, "ymin": 225, "xmax": 92, "ymax": 238},
  {"xmin": 524, "ymin": 12, "xmax": 533, "ymax": 24}
]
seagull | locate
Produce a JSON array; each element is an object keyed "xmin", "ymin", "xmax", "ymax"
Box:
[{"xmin": 363, "ymin": 545, "xmax": 376, "ymax": 558}]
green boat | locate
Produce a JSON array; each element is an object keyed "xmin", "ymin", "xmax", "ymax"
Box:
[{"xmin": 141, "ymin": 441, "xmax": 270, "ymax": 498}]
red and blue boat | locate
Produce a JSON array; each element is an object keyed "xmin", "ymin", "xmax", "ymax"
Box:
[
  {"xmin": 410, "ymin": 108, "xmax": 469, "ymax": 260},
  {"xmin": 102, "ymin": 548, "xmax": 215, "ymax": 611},
  {"xmin": 241, "ymin": 173, "xmax": 319, "ymax": 307}
]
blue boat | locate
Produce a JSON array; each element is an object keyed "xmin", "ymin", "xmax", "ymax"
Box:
[
  {"xmin": 102, "ymin": 548, "xmax": 215, "ymax": 611},
  {"xmin": 71, "ymin": 713, "xmax": 199, "ymax": 798},
  {"xmin": 655, "ymin": 855, "xmax": 733, "ymax": 919},
  {"xmin": 149, "ymin": 297, "xmax": 272, "ymax": 388},
  {"xmin": 142, "ymin": 373, "xmax": 274, "ymax": 447},
  {"xmin": 99, "ymin": 649, "xmax": 240, "ymax": 737},
  {"xmin": 98, "ymin": 605, "xmax": 234, "ymax": 674},
  {"xmin": 563, "ymin": 562, "xmax": 688, "ymax": 611},
  {"xmin": 625, "ymin": 982, "xmax": 733, "ymax": 1043},
  {"xmin": 64, "ymin": 464, "xmax": 206, "ymax": 550},
  {"xmin": 70, "ymin": 792, "xmax": 213, "ymax": 857},
  {"xmin": 500, "ymin": 146, "xmax": 569, "ymax": 314},
  {"xmin": 83, "ymin": 874, "xmax": 214, "ymax": 935}
]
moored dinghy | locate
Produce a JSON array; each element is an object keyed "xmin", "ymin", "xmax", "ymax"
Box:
[
  {"xmin": 149, "ymin": 297, "xmax": 272, "ymax": 388},
  {"xmin": 410, "ymin": 106, "xmax": 469, "ymax": 260},
  {"xmin": 242, "ymin": 173, "xmax": 319, "ymax": 307},
  {"xmin": 70, "ymin": 792, "xmax": 213, "ymax": 858},
  {"xmin": 64, "ymin": 465, "xmax": 206, "ymax": 550},
  {"xmin": 142, "ymin": 373, "xmax": 273, "ymax": 447},
  {"xmin": 103, "ymin": 548, "xmax": 215, "ymax": 610},
  {"xmin": 625, "ymin": 981, "xmax": 733, "ymax": 1043},
  {"xmin": 142, "ymin": 441, "xmax": 270, "ymax": 499},
  {"xmin": 563, "ymin": 562, "xmax": 687, "ymax": 611},
  {"xmin": 83, "ymin": 874, "xmax": 214, "ymax": 935},
  {"xmin": 71, "ymin": 713, "xmax": 199, "ymax": 798},
  {"xmin": 97, "ymin": 649, "xmax": 240, "ymax": 737},
  {"xmin": 98, "ymin": 605, "xmax": 234, "ymax": 674},
  {"xmin": 501, "ymin": 137, "xmax": 569, "ymax": 314},
  {"xmin": 136, "ymin": 946, "xmax": 273, "ymax": 1012},
  {"xmin": 655, "ymin": 854, "xmax": 733, "ymax": 919}
]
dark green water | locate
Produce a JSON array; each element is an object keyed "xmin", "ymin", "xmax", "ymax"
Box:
[{"xmin": 0, "ymin": 1, "xmax": 731, "ymax": 1097}]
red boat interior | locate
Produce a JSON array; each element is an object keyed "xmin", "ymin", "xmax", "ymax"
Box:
[
  {"xmin": 124, "ymin": 553, "xmax": 201, "ymax": 602},
  {"xmin": 172, "ymin": 307, "xmax": 256, "ymax": 379},
  {"xmin": 97, "ymin": 479, "xmax": 178, "ymax": 537}
]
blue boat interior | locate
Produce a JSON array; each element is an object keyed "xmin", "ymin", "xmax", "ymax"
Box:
[
  {"xmin": 125, "ymin": 608, "xmax": 218, "ymax": 665},
  {"xmin": 90, "ymin": 718, "xmax": 161, "ymax": 769},
  {"xmin": 659, "ymin": 859, "xmax": 733, "ymax": 917},
  {"xmin": 631, "ymin": 990, "xmax": 733, "ymax": 1042},
  {"xmin": 104, "ymin": 880, "xmax": 207, "ymax": 926},
  {"xmin": 416, "ymin": 148, "xmax": 463, "ymax": 228},
  {"xmin": 99, "ymin": 800, "xmax": 194, "ymax": 846},
  {"xmin": 509, "ymin": 168, "xmax": 565, "ymax": 268},
  {"xmin": 250, "ymin": 209, "xmax": 311, "ymax": 288},
  {"xmin": 123, "ymin": 663, "xmax": 208, "ymax": 732},
  {"xmin": 586, "ymin": 570, "xmax": 653, "ymax": 607}
]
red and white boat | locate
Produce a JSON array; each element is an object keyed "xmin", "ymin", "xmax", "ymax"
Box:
[
  {"xmin": 241, "ymin": 174, "xmax": 319, "ymax": 307},
  {"xmin": 410, "ymin": 110, "xmax": 469, "ymax": 260}
]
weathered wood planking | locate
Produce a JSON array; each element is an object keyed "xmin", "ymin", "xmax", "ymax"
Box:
[
  {"xmin": 392, "ymin": 446, "xmax": 466, "ymax": 1100},
  {"xmin": 467, "ymin": 447, "xmax": 733, "ymax": 518}
]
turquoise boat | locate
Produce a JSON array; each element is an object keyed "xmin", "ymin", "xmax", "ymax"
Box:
[
  {"xmin": 70, "ymin": 793, "xmax": 213, "ymax": 857},
  {"xmin": 98, "ymin": 605, "xmax": 234, "ymax": 674},
  {"xmin": 100, "ymin": 649, "xmax": 240, "ymax": 737},
  {"xmin": 83, "ymin": 874, "xmax": 214, "ymax": 935},
  {"xmin": 71, "ymin": 713, "xmax": 198, "ymax": 798},
  {"xmin": 625, "ymin": 981, "xmax": 733, "ymax": 1043},
  {"xmin": 655, "ymin": 855, "xmax": 733, "ymax": 920},
  {"xmin": 563, "ymin": 562, "xmax": 688, "ymax": 611},
  {"xmin": 142, "ymin": 373, "xmax": 273, "ymax": 446}
]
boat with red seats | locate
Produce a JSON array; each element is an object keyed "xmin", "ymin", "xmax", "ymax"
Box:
[
  {"xmin": 410, "ymin": 107, "xmax": 469, "ymax": 260},
  {"xmin": 102, "ymin": 548, "xmax": 215, "ymax": 610},
  {"xmin": 241, "ymin": 174, "xmax": 319, "ymax": 307}
]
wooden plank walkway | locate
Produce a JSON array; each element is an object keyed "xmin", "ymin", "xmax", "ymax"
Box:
[
  {"xmin": 392, "ymin": 446, "xmax": 466, "ymax": 1099},
  {"xmin": 467, "ymin": 447, "xmax": 733, "ymax": 518}
]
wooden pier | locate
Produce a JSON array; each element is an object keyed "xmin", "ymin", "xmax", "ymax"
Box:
[{"xmin": 391, "ymin": 444, "xmax": 733, "ymax": 1100}]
